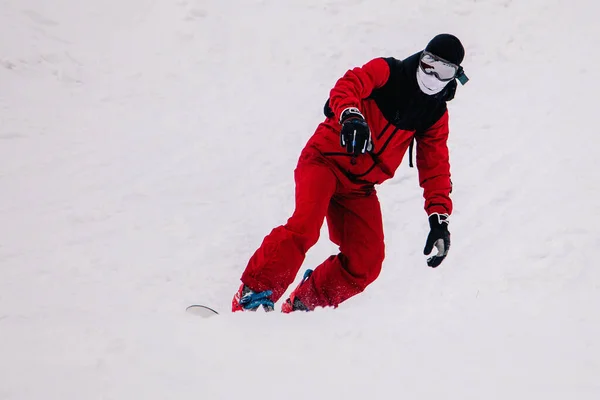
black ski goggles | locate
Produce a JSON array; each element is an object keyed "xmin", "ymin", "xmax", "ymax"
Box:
[{"xmin": 419, "ymin": 51, "xmax": 469, "ymax": 85}]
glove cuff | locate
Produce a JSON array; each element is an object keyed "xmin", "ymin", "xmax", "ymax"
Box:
[
  {"xmin": 428, "ymin": 213, "xmax": 449, "ymax": 229},
  {"xmin": 339, "ymin": 107, "xmax": 364, "ymax": 124}
]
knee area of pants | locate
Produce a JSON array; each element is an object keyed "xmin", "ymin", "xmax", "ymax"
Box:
[
  {"xmin": 356, "ymin": 245, "xmax": 385, "ymax": 270},
  {"xmin": 281, "ymin": 224, "xmax": 321, "ymax": 253},
  {"xmin": 284, "ymin": 223, "xmax": 320, "ymax": 239}
]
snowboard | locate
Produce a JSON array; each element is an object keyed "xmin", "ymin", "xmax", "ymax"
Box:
[{"xmin": 185, "ymin": 305, "xmax": 219, "ymax": 318}]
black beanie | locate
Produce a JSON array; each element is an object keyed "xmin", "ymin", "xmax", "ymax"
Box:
[{"xmin": 425, "ymin": 34, "xmax": 465, "ymax": 65}]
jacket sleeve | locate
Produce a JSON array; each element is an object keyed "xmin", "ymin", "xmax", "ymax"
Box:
[
  {"xmin": 329, "ymin": 58, "xmax": 390, "ymax": 120},
  {"xmin": 415, "ymin": 110, "xmax": 453, "ymax": 215}
]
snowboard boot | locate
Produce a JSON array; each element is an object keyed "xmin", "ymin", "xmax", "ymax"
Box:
[
  {"xmin": 281, "ymin": 269, "xmax": 313, "ymax": 313},
  {"xmin": 232, "ymin": 284, "xmax": 275, "ymax": 312}
]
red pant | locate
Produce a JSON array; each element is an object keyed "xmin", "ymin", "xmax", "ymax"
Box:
[{"xmin": 240, "ymin": 149, "xmax": 385, "ymax": 309}]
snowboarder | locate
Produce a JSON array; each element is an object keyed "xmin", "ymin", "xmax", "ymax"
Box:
[{"xmin": 232, "ymin": 33, "xmax": 468, "ymax": 313}]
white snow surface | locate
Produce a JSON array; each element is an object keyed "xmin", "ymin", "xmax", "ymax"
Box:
[{"xmin": 1, "ymin": 0, "xmax": 599, "ymax": 399}]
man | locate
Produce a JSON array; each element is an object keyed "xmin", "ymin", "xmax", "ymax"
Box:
[{"xmin": 232, "ymin": 33, "xmax": 468, "ymax": 313}]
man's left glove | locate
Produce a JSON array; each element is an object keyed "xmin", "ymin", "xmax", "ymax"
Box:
[{"xmin": 423, "ymin": 213, "xmax": 451, "ymax": 268}]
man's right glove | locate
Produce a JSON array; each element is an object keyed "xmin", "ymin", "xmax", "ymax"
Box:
[
  {"xmin": 339, "ymin": 107, "xmax": 372, "ymax": 156},
  {"xmin": 423, "ymin": 213, "xmax": 451, "ymax": 268}
]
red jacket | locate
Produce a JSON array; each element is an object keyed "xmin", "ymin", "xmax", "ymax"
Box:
[{"xmin": 304, "ymin": 54, "xmax": 454, "ymax": 215}]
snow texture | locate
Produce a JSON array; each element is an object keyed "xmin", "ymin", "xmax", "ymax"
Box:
[{"xmin": 1, "ymin": 0, "xmax": 599, "ymax": 399}]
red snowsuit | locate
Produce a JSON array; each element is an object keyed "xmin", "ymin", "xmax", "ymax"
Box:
[{"xmin": 240, "ymin": 54, "xmax": 453, "ymax": 310}]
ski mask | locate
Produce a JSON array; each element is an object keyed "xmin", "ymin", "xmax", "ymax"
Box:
[{"xmin": 416, "ymin": 67, "xmax": 449, "ymax": 95}]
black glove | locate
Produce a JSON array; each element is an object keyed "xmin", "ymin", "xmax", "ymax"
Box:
[
  {"xmin": 423, "ymin": 213, "xmax": 451, "ymax": 268},
  {"xmin": 339, "ymin": 108, "xmax": 372, "ymax": 156}
]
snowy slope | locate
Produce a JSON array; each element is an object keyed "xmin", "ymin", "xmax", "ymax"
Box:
[{"xmin": 1, "ymin": 0, "xmax": 599, "ymax": 399}]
